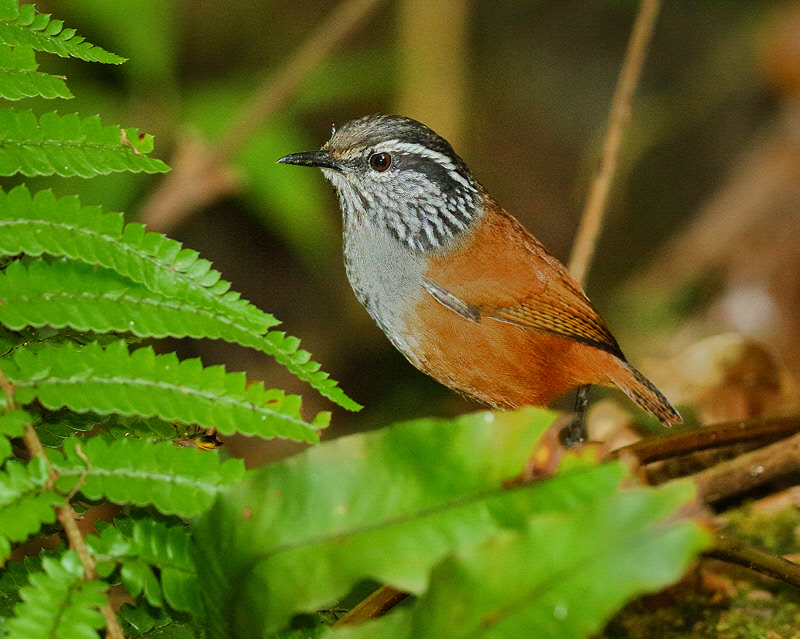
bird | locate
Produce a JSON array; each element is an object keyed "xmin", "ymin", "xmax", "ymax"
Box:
[{"xmin": 278, "ymin": 114, "xmax": 681, "ymax": 442}]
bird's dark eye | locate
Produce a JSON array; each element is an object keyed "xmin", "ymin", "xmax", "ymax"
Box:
[{"xmin": 369, "ymin": 152, "xmax": 392, "ymax": 172}]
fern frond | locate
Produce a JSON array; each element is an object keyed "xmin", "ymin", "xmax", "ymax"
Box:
[
  {"xmin": 0, "ymin": 408, "xmax": 28, "ymax": 462},
  {"xmin": 89, "ymin": 517, "xmax": 201, "ymax": 614},
  {"xmin": 2, "ymin": 340, "xmax": 327, "ymax": 442},
  {"xmin": 0, "ymin": 257, "xmax": 281, "ymax": 343},
  {"xmin": 4, "ymin": 551, "xmax": 107, "ymax": 639},
  {"xmin": 0, "ymin": 186, "xmax": 361, "ymax": 411},
  {"xmin": 0, "ymin": 44, "xmax": 72, "ymax": 99},
  {"xmin": 0, "ymin": 187, "xmax": 271, "ymax": 331},
  {"xmin": 0, "ymin": 457, "xmax": 64, "ymax": 561},
  {"xmin": 50, "ymin": 437, "xmax": 245, "ymax": 518},
  {"xmin": 0, "ymin": 558, "xmax": 28, "ymax": 617},
  {"xmin": 0, "ymin": 258, "xmax": 361, "ymax": 410},
  {"xmin": 117, "ymin": 603, "xmax": 194, "ymax": 638},
  {"xmin": 0, "ymin": 109, "xmax": 168, "ymax": 177},
  {"xmin": 35, "ymin": 409, "xmax": 97, "ymax": 448},
  {"xmin": 0, "ymin": 2, "xmax": 125, "ymax": 64},
  {"xmin": 106, "ymin": 415, "xmax": 178, "ymax": 443}
]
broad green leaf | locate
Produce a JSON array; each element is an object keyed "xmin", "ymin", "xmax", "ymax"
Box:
[
  {"xmin": 0, "ymin": 44, "xmax": 72, "ymax": 99},
  {"xmin": 194, "ymin": 409, "xmax": 558, "ymax": 637},
  {"xmin": 407, "ymin": 482, "xmax": 706, "ymax": 638},
  {"xmin": 194, "ymin": 408, "xmax": 707, "ymax": 639},
  {"xmin": 0, "ymin": 109, "xmax": 168, "ymax": 177},
  {"xmin": 0, "ymin": 186, "xmax": 361, "ymax": 411},
  {"xmin": 2, "ymin": 340, "xmax": 326, "ymax": 443},
  {"xmin": 0, "ymin": 2, "xmax": 125, "ymax": 64}
]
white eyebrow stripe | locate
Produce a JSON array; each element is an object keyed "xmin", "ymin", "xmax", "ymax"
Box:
[{"xmin": 371, "ymin": 140, "xmax": 458, "ymax": 172}]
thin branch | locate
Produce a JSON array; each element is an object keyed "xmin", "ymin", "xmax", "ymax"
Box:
[
  {"xmin": 610, "ymin": 415, "xmax": 800, "ymax": 466},
  {"xmin": 1, "ymin": 371, "xmax": 126, "ymax": 639},
  {"xmin": 706, "ymin": 533, "xmax": 800, "ymax": 590},
  {"xmin": 140, "ymin": 0, "xmax": 384, "ymax": 234},
  {"xmin": 685, "ymin": 430, "xmax": 800, "ymax": 506},
  {"xmin": 332, "ymin": 585, "xmax": 408, "ymax": 627},
  {"xmin": 568, "ymin": 0, "xmax": 661, "ymax": 285}
]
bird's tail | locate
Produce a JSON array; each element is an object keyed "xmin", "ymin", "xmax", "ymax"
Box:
[{"xmin": 610, "ymin": 362, "xmax": 682, "ymax": 425}]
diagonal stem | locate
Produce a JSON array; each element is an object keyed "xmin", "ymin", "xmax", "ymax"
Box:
[
  {"xmin": 568, "ymin": 0, "xmax": 661, "ymax": 286},
  {"xmin": 140, "ymin": 0, "xmax": 384, "ymax": 233},
  {"xmin": 2, "ymin": 370, "xmax": 126, "ymax": 639},
  {"xmin": 706, "ymin": 533, "xmax": 800, "ymax": 590}
]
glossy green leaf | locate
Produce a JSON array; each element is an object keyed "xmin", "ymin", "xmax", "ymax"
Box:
[
  {"xmin": 195, "ymin": 408, "xmax": 556, "ymax": 637},
  {"xmin": 407, "ymin": 482, "xmax": 706, "ymax": 638},
  {"xmin": 194, "ymin": 408, "xmax": 707, "ymax": 639}
]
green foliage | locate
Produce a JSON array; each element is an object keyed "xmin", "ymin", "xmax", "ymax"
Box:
[
  {"xmin": 0, "ymin": 408, "xmax": 29, "ymax": 461},
  {"xmin": 0, "ymin": 109, "xmax": 168, "ymax": 177},
  {"xmin": 0, "ymin": 456, "xmax": 64, "ymax": 561},
  {"xmin": 0, "ymin": 0, "xmax": 124, "ymax": 64},
  {"xmin": 49, "ymin": 436, "xmax": 245, "ymax": 517},
  {"xmin": 0, "ymin": 44, "xmax": 72, "ymax": 100},
  {"xmin": 0, "ymin": 3, "xmax": 361, "ymax": 637},
  {"xmin": 3, "ymin": 551, "xmax": 107, "ymax": 639},
  {"xmin": 194, "ymin": 409, "xmax": 709, "ymax": 639},
  {"xmin": 0, "ymin": 185, "xmax": 360, "ymax": 410},
  {"xmin": 88, "ymin": 515, "xmax": 201, "ymax": 614},
  {"xmin": 3, "ymin": 340, "xmax": 325, "ymax": 443}
]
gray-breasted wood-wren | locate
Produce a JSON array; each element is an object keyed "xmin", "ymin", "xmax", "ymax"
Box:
[{"xmin": 278, "ymin": 115, "xmax": 681, "ymax": 433}]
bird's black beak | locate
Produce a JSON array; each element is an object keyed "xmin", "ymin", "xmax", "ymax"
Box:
[{"xmin": 277, "ymin": 150, "xmax": 342, "ymax": 171}]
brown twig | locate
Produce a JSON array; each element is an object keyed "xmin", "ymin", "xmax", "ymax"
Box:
[
  {"xmin": 685, "ymin": 430, "xmax": 800, "ymax": 506},
  {"xmin": 705, "ymin": 533, "xmax": 800, "ymax": 590},
  {"xmin": 568, "ymin": 0, "xmax": 661, "ymax": 285},
  {"xmin": 331, "ymin": 585, "xmax": 409, "ymax": 628},
  {"xmin": 610, "ymin": 415, "xmax": 800, "ymax": 466},
  {"xmin": 139, "ymin": 0, "xmax": 384, "ymax": 234},
  {"xmin": 1, "ymin": 371, "xmax": 126, "ymax": 639}
]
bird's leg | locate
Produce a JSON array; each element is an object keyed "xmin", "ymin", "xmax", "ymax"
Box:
[{"xmin": 559, "ymin": 384, "xmax": 590, "ymax": 448}]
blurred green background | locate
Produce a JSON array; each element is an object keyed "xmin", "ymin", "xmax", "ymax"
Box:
[{"xmin": 21, "ymin": 0, "xmax": 797, "ymax": 454}]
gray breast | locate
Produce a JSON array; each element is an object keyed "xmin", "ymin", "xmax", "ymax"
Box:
[{"xmin": 342, "ymin": 214, "xmax": 428, "ymax": 365}]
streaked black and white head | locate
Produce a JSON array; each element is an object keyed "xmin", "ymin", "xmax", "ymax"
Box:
[{"xmin": 278, "ymin": 115, "xmax": 481, "ymax": 252}]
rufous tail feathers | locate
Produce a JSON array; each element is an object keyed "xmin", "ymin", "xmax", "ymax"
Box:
[{"xmin": 610, "ymin": 363, "xmax": 682, "ymax": 425}]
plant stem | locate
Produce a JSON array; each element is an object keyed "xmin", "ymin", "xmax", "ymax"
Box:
[
  {"xmin": 611, "ymin": 415, "xmax": 800, "ymax": 465},
  {"xmin": 568, "ymin": 0, "xmax": 661, "ymax": 285},
  {"xmin": 686, "ymin": 430, "xmax": 800, "ymax": 506},
  {"xmin": 332, "ymin": 585, "xmax": 408, "ymax": 627},
  {"xmin": 2, "ymin": 371, "xmax": 126, "ymax": 639},
  {"xmin": 706, "ymin": 533, "xmax": 800, "ymax": 589}
]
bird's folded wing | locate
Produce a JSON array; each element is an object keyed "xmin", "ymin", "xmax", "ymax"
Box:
[
  {"xmin": 424, "ymin": 273, "xmax": 624, "ymax": 359},
  {"xmin": 488, "ymin": 287, "xmax": 623, "ymax": 357}
]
